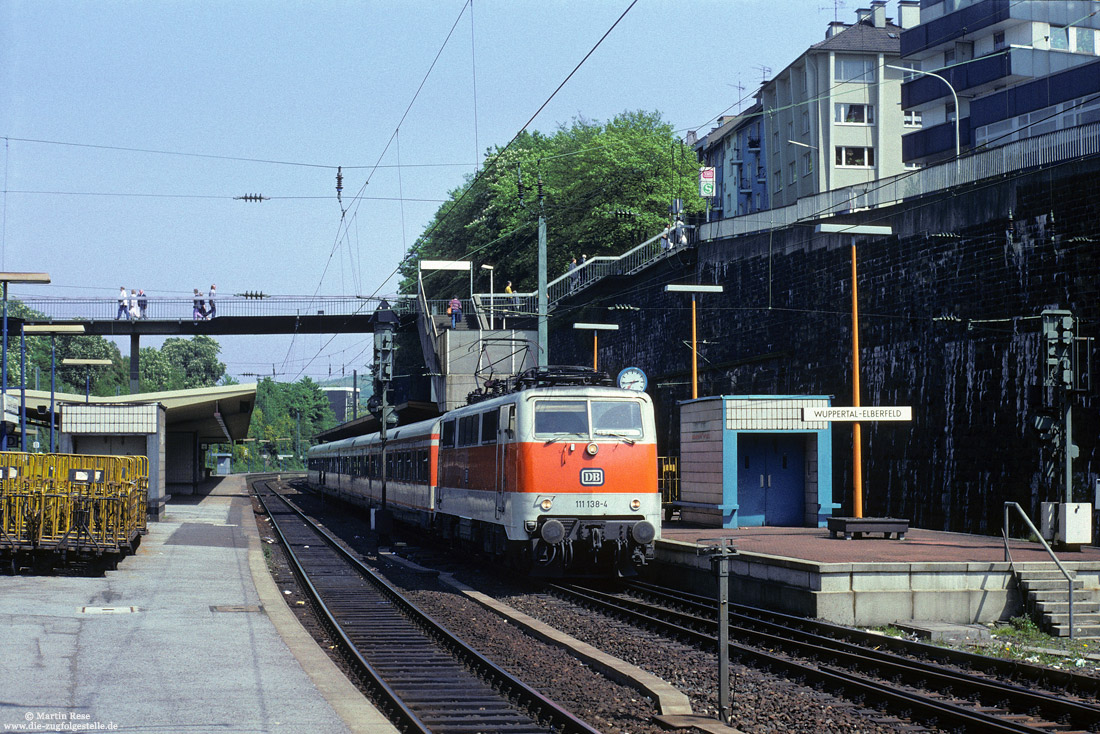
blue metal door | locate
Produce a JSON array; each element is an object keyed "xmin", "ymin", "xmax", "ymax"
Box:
[{"xmin": 737, "ymin": 434, "xmax": 804, "ymax": 527}]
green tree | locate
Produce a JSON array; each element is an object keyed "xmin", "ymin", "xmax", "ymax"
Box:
[
  {"xmin": 403, "ymin": 110, "xmax": 704, "ymax": 298},
  {"xmin": 237, "ymin": 378, "xmax": 337, "ymax": 470},
  {"xmin": 161, "ymin": 336, "xmax": 226, "ymax": 388}
]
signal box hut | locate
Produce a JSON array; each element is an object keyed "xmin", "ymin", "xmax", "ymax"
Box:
[{"xmin": 677, "ymin": 395, "xmax": 835, "ymax": 529}]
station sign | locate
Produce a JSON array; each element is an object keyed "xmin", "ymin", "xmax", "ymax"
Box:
[
  {"xmin": 802, "ymin": 406, "xmax": 912, "ymax": 422},
  {"xmin": 699, "ymin": 167, "xmax": 716, "ymax": 197}
]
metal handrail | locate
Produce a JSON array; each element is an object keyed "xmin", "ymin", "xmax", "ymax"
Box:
[{"xmin": 1002, "ymin": 501, "xmax": 1075, "ymax": 639}]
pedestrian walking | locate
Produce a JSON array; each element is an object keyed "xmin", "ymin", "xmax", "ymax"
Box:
[
  {"xmin": 129, "ymin": 290, "xmax": 140, "ymax": 320},
  {"xmin": 448, "ymin": 296, "xmax": 463, "ymax": 329},
  {"xmin": 137, "ymin": 289, "xmax": 148, "ymax": 319},
  {"xmin": 207, "ymin": 284, "xmax": 217, "ymax": 319},
  {"xmin": 193, "ymin": 289, "xmax": 206, "ymax": 322},
  {"xmin": 116, "ymin": 287, "xmax": 130, "ymax": 320}
]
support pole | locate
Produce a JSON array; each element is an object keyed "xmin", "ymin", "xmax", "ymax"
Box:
[
  {"xmin": 129, "ymin": 333, "xmax": 140, "ymax": 394},
  {"xmin": 538, "ymin": 215, "xmax": 548, "ymax": 368}
]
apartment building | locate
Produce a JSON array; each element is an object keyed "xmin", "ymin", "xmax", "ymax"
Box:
[
  {"xmin": 692, "ymin": 100, "xmax": 769, "ymax": 219},
  {"xmin": 901, "ymin": 0, "xmax": 1100, "ymax": 165},
  {"xmin": 760, "ymin": 0, "xmax": 922, "ymax": 209}
]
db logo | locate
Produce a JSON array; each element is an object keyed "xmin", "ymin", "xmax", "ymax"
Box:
[{"xmin": 579, "ymin": 468, "xmax": 604, "ymax": 486}]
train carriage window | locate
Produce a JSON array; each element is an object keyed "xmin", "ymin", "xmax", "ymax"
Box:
[
  {"xmin": 481, "ymin": 410, "xmax": 499, "ymax": 444},
  {"xmin": 441, "ymin": 420, "xmax": 456, "ymax": 448},
  {"xmin": 591, "ymin": 401, "xmax": 644, "ymax": 438},
  {"xmin": 458, "ymin": 415, "xmax": 479, "ymax": 446},
  {"xmin": 534, "ymin": 400, "xmax": 588, "ymax": 436},
  {"xmin": 418, "ymin": 450, "xmax": 429, "ymax": 481}
]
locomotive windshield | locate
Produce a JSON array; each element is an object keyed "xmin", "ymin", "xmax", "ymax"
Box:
[{"xmin": 533, "ymin": 399, "xmax": 644, "ymax": 439}]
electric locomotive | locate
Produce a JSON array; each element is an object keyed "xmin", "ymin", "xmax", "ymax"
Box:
[{"xmin": 308, "ymin": 367, "xmax": 660, "ymax": 576}]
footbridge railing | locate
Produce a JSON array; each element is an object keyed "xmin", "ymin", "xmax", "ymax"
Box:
[{"xmin": 15, "ymin": 295, "xmax": 413, "ymax": 323}]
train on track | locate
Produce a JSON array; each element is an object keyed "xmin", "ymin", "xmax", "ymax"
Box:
[{"xmin": 307, "ymin": 367, "xmax": 660, "ymax": 576}]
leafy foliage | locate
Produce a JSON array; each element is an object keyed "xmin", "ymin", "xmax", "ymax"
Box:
[
  {"xmin": 403, "ymin": 110, "xmax": 704, "ymax": 298},
  {"xmin": 234, "ymin": 377, "xmax": 337, "ymax": 471}
]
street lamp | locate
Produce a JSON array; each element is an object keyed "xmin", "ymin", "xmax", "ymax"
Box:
[
  {"xmin": 481, "ymin": 264, "xmax": 495, "ymax": 330},
  {"xmin": 887, "ymin": 64, "xmax": 960, "ymax": 174},
  {"xmin": 61, "ymin": 358, "xmax": 113, "ymax": 403},
  {"xmin": 0, "ymin": 272, "xmax": 50, "ymax": 450},
  {"xmin": 816, "ymin": 223, "xmax": 892, "ymax": 519},
  {"xmin": 573, "ymin": 322, "xmax": 620, "ymax": 372},
  {"xmin": 23, "ymin": 324, "xmax": 85, "ymax": 453},
  {"xmin": 664, "ymin": 284, "xmax": 724, "ymax": 399}
]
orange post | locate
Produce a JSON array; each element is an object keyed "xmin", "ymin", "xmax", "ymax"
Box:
[
  {"xmin": 851, "ymin": 241, "xmax": 863, "ymax": 519},
  {"xmin": 593, "ymin": 332, "xmax": 599, "ymax": 372},
  {"xmin": 691, "ymin": 294, "xmax": 699, "ymax": 399}
]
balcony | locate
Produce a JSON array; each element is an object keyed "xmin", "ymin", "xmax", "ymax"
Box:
[
  {"xmin": 901, "ymin": 0, "xmax": 1010, "ymax": 57},
  {"xmin": 970, "ymin": 57, "xmax": 1100, "ymax": 129},
  {"xmin": 902, "ymin": 117, "xmax": 973, "ymax": 162},
  {"xmin": 902, "ymin": 51, "xmax": 1012, "ymax": 108}
]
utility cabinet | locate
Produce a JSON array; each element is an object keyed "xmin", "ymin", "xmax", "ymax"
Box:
[{"xmin": 1041, "ymin": 501, "xmax": 1093, "ymax": 547}]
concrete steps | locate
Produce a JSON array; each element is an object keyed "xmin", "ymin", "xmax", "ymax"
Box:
[{"xmin": 1016, "ymin": 567, "xmax": 1100, "ymax": 638}]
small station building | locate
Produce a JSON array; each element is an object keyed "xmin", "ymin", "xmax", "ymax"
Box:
[{"xmin": 676, "ymin": 395, "xmax": 836, "ymax": 528}]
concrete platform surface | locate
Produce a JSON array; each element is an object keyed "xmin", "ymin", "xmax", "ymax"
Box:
[
  {"xmin": 0, "ymin": 475, "xmax": 396, "ymax": 734},
  {"xmin": 660, "ymin": 524, "xmax": 1100, "ymax": 564}
]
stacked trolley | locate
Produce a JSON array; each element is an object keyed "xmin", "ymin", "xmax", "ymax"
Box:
[{"xmin": 0, "ymin": 452, "xmax": 148, "ymax": 571}]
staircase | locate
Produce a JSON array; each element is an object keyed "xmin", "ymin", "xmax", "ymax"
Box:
[{"xmin": 1016, "ymin": 566, "xmax": 1100, "ymax": 638}]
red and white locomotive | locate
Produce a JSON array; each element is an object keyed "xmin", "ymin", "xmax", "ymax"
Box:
[{"xmin": 307, "ymin": 368, "xmax": 660, "ymax": 576}]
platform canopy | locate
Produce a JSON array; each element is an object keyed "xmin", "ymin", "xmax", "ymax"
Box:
[{"xmin": 17, "ymin": 383, "xmax": 257, "ymax": 445}]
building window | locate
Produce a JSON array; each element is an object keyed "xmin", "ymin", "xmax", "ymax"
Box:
[
  {"xmin": 993, "ymin": 31, "xmax": 1006, "ymax": 51},
  {"xmin": 1076, "ymin": 28, "xmax": 1095, "ymax": 54},
  {"xmin": 903, "ymin": 109, "xmax": 923, "ymax": 127},
  {"xmin": 943, "ymin": 48, "xmax": 956, "ymax": 67},
  {"xmin": 836, "ymin": 56, "xmax": 874, "ymax": 83},
  {"xmin": 946, "ymin": 101, "xmax": 957, "ymax": 122},
  {"xmin": 801, "ymin": 152, "xmax": 813, "ymax": 176},
  {"xmin": 835, "ymin": 146, "xmax": 875, "ymax": 167},
  {"xmin": 835, "ymin": 103, "xmax": 875, "ymax": 124},
  {"xmin": 1050, "ymin": 25, "xmax": 1069, "ymax": 51},
  {"xmin": 801, "ymin": 111, "xmax": 810, "ymax": 134},
  {"xmin": 788, "ymin": 161, "xmax": 796, "ymax": 184}
]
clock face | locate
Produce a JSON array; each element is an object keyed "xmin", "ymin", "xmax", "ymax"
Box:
[{"xmin": 617, "ymin": 367, "xmax": 647, "ymax": 391}]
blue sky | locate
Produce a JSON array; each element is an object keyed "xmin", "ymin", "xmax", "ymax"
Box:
[{"xmin": 1, "ymin": 0, "xmax": 855, "ymax": 382}]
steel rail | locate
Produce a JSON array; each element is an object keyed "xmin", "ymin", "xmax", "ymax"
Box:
[
  {"xmin": 256, "ymin": 481, "xmax": 601, "ymax": 734},
  {"xmin": 550, "ymin": 583, "xmax": 1074, "ymax": 733},
  {"xmin": 626, "ymin": 579, "xmax": 1100, "ymax": 699},
  {"xmin": 590, "ymin": 582, "xmax": 1100, "ymax": 730},
  {"xmin": 255, "ymin": 482, "xmax": 431, "ymax": 734}
]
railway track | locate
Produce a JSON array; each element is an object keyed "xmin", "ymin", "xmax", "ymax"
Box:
[
  {"xmin": 551, "ymin": 580, "xmax": 1100, "ymax": 733},
  {"xmin": 253, "ymin": 480, "xmax": 601, "ymax": 734}
]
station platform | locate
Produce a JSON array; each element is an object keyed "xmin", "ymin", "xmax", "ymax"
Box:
[
  {"xmin": 0, "ymin": 475, "xmax": 397, "ymax": 734},
  {"xmin": 650, "ymin": 523, "xmax": 1100, "ymax": 628}
]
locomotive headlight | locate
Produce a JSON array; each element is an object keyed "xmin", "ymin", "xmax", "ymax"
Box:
[
  {"xmin": 585, "ymin": 442, "xmax": 599, "ymax": 456},
  {"xmin": 630, "ymin": 498, "xmax": 641, "ymax": 511},
  {"xmin": 539, "ymin": 497, "xmax": 553, "ymax": 511}
]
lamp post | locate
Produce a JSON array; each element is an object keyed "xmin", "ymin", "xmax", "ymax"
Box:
[
  {"xmin": 23, "ymin": 324, "xmax": 85, "ymax": 453},
  {"xmin": 816, "ymin": 223, "xmax": 892, "ymax": 519},
  {"xmin": 665, "ymin": 285, "xmax": 723, "ymax": 399},
  {"xmin": 573, "ymin": 323, "xmax": 620, "ymax": 372},
  {"xmin": 61, "ymin": 358, "xmax": 114, "ymax": 403},
  {"xmin": 481, "ymin": 264, "xmax": 495, "ymax": 330},
  {"xmin": 0, "ymin": 272, "xmax": 51, "ymax": 450},
  {"xmin": 887, "ymin": 64, "xmax": 960, "ymax": 175}
]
